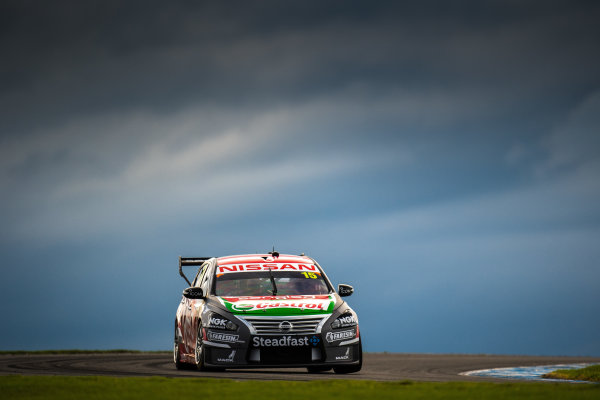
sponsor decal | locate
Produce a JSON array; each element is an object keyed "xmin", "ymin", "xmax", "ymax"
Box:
[
  {"xmin": 232, "ymin": 301, "xmax": 324, "ymax": 312},
  {"xmin": 231, "ymin": 303, "xmax": 254, "ymax": 311},
  {"xmin": 252, "ymin": 335, "xmax": 321, "ymax": 347},
  {"xmin": 207, "ymin": 331, "xmax": 240, "ymax": 343},
  {"xmin": 337, "ymin": 315, "xmax": 357, "ymax": 327},
  {"xmin": 217, "ymin": 350, "xmax": 236, "ymax": 363},
  {"xmin": 326, "ymin": 330, "xmax": 355, "ymax": 343},
  {"xmin": 339, "ymin": 286, "xmax": 353, "ymax": 295},
  {"xmin": 335, "ymin": 347, "xmax": 351, "ymax": 361},
  {"xmin": 232, "ymin": 303, "xmax": 254, "ymax": 311},
  {"xmin": 224, "ymin": 295, "xmax": 330, "ymax": 301},
  {"xmin": 209, "ymin": 317, "xmax": 228, "ymax": 328},
  {"xmin": 217, "ymin": 263, "xmax": 319, "ymax": 274},
  {"xmin": 220, "ymin": 295, "xmax": 335, "ymax": 315},
  {"xmin": 309, "ymin": 335, "xmax": 320, "ymax": 346}
]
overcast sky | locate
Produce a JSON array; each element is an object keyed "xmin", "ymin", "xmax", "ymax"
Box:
[{"xmin": 1, "ymin": 1, "xmax": 599, "ymax": 355}]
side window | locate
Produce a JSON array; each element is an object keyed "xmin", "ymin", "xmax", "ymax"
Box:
[
  {"xmin": 200, "ymin": 264, "xmax": 212, "ymax": 293},
  {"xmin": 193, "ymin": 264, "xmax": 208, "ymax": 287}
]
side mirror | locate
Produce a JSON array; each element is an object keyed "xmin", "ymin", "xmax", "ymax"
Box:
[
  {"xmin": 338, "ymin": 284, "xmax": 354, "ymax": 297},
  {"xmin": 183, "ymin": 287, "xmax": 204, "ymax": 299}
]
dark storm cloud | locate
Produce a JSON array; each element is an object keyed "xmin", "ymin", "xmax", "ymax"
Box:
[
  {"xmin": 2, "ymin": 1, "xmax": 599, "ymax": 136},
  {"xmin": 1, "ymin": 1, "xmax": 600, "ymax": 354},
  {"xmin": 2, "ymin": 0, "xmax": 599, "ymax": 238},
  {"xmin": 1, "ymin": 1, "xmax": 598, "ymax": 213}
]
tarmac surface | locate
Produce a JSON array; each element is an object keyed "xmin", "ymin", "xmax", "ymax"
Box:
[{"xmin": 2, "ymin": 353, "xmax": 600, "ymax": 382}]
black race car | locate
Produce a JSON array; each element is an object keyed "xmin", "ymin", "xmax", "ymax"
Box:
[{"xmin": 174, "ymin": 252, "xmax": 361, "ymax": 373}]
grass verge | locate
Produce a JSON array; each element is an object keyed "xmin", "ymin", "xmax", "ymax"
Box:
[
  {"xmin": 542, "ymin": 364, "xmax": 600, "ymax": 382},
  {"xmin": 1, "ymin": 376, "xmax": 599, "ymax": 400}
]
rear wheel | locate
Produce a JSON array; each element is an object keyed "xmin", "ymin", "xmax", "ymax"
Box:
[
  {"xmin": 174, "ymin": 322, "xmax": 185, "ymax": 370},
  {"xmin": 333, "ymin": 341, "xmax": 362, "ymax": 374}
]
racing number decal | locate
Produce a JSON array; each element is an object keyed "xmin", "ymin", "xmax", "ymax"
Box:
[{"xmin": 301, "ymin": 272, "xmax": 318, "ymax": 279}]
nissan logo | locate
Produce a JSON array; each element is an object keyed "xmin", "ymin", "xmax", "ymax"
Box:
[{"xmin": 278, "ymin": 321, "xmax": 293, "ymax": 332}]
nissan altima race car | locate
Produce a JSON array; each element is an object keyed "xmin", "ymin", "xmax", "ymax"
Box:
[{"xmin": 174, "ymin": 252, "xmax": 362, "ymax": 373}]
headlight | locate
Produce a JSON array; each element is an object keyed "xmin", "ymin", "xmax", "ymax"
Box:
[
  {"xmin": 331, "ymin": 312, "xmax": 357, "ymax": 329},
  {"xmin": 208, "ymin": 313, "xmax": 238, "ymax": 331}
]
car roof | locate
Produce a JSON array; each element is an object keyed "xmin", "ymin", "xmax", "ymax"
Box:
[{"xmin": 216, "ymin": 253, "xmax": 314, "ymax": 265}]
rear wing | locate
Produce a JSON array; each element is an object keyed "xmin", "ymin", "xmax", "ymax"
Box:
[{"xmin": 179, "ymin": 256, "xmax": 212, "ymax": 286}]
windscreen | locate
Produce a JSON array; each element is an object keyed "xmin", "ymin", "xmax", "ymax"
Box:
[{"xmin": 215, "ymin": 270, "xmax": 330, "ymax": 296}]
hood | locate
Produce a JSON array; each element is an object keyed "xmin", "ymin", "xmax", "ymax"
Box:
[{"xmin": 217, "ymin": 294, "xmax": 337, "ymax": 316}]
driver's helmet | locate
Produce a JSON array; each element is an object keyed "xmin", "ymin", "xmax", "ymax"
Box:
[{"xmin": 292, "ymin": 278, "xmax": 323, "ymax": 294}]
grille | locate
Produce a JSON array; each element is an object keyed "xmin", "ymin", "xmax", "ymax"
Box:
[{"xmin": 242, "ymin": 316, "xmax": 326, "ymax": 334}]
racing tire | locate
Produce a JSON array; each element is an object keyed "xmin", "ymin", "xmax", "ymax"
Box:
[
  {"xmin": 194, "ymin": 324, "xmax": 209, "ymax": 371},
  {"xmin": 194, "ymin": 324, "xmax": 225, "ymax": 372},
  {"xmin": 174, "ymin": 342, "xmax": 186, "ymax": 370},
  {"xmin": 333, "ymin": 341, "xmax": 362, "ymax": 374},
  {"xmin": 307, "ymin": 366, "xmax": 332, "ymax": 373},
  {"xmin": 174, "ymin": 322, "xmax": 187, "ymax": 370}
]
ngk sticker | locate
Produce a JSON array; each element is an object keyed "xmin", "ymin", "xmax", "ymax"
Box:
[
  {"xmin": 209, "ymin": 317, "xmax": 227, "ymax": 327},
  {"xmin": 337, "ymin": 315, "xmax": 357, "ymax": 327}
]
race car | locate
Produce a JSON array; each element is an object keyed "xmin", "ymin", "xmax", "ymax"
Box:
[{"xmin": 174, "ymin": 252, "xmax": 362, "ymax": 373}]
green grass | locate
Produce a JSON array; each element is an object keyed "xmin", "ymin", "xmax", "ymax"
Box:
[
  {"xmin": 543, "ymin": 364, "xmax": 600, "ymax": 382},
  {"xmin": 0, "ymin": 376, "xmax": 599, "ymax": 400},
  {"xmin": 0, "ymin": 350, "xmax": 169, "ymax": 355}
]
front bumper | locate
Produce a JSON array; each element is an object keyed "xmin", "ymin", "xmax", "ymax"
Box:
[{"xmin": 202, "ymin": 332, "xmax": 360, "ymax": 368}]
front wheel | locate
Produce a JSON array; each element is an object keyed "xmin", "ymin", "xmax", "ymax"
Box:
[
  {"xmin": 195, "ymin": 323, "xmax": 225, "ymax": 372},
  {"xmin": 333, "ymin": 341, "xmax": 362, "ymax": 374},
  {"xmin": 194, "ymin": 324, "xmax": 208, "ymax": 371}
]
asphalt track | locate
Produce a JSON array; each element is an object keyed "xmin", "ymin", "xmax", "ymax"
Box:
[{"xmin": 2, "ymin": 353, "xmax": 600, "ymax": 382}]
